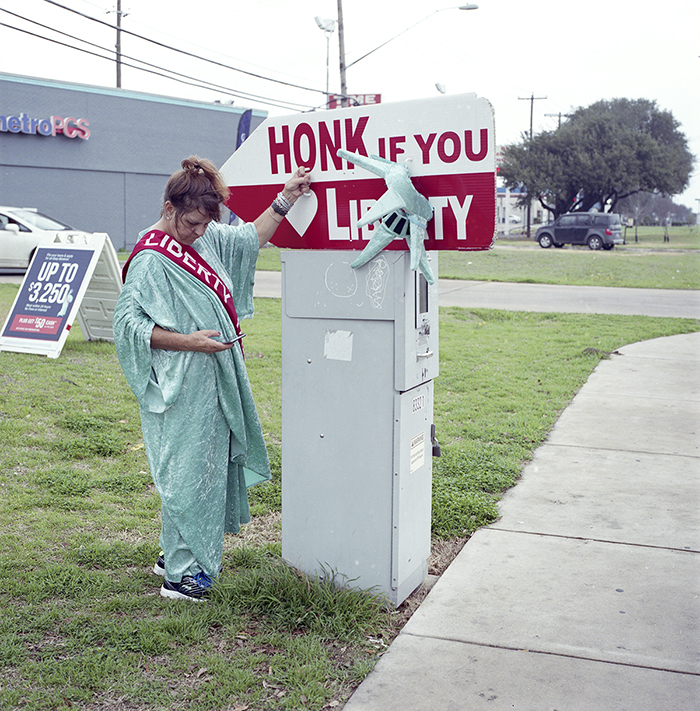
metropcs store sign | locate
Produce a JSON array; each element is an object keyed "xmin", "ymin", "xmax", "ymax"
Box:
[{"xmin": 0, "ymin": 111, "xmax": 90, "ymax": 139}]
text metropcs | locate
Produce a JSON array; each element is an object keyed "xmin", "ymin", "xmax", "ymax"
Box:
[{"xmin": 0, "ymin": 112, "xmax": 90, "ymax": 140}]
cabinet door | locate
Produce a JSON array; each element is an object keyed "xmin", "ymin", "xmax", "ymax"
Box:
[{"xmin": 391, "ymin": 381, "xmax": 433, "ymax": 605}]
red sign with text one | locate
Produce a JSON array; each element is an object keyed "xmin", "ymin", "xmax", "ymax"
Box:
[
  {"xmin": 327, "ymin": 93, "xmax": 381, "ymax": 109},
  {"xmin": 221, "ymin": 93, "xmax": 496, "ymax": 252}
]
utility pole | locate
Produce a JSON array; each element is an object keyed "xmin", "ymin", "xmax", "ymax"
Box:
[
  {"xmin": 519, "ymin": 93, "xmax": 546, "ymax": 238},
  {"xmin": 544, "ymin": 111, "xmax": 572, "ymax": 128},
  {"xmin": 116, "ymin": 0, "xmax": 122, "ymax": 88},
  {"xmin": 109, "ymin": 1, "xmax": 128, "ymax": 89}
]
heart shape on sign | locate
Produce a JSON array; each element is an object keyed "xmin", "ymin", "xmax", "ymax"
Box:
[{"xmin": 286, "ymin": 190, "xmax": 318, "ymax": 236}]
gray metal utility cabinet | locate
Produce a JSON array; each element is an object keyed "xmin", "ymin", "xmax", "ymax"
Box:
[{"xmin": 281, "ymin": 249, "xmax": 439, "ymax": 607}]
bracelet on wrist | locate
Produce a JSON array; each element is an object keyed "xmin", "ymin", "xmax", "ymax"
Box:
[
  {"xmin": 270, "ymin": 201, "xmax": 287, "ymax": 217},
  {"xmin": 271, "ymin": 191, "xmax": 293, "ymax": 216},
  {"xmin": 268, "ymin": 206, "xmax": 284, "ymax": 223}
]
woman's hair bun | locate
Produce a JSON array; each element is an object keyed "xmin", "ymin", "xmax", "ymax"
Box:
[{"xmin": 181, "ymin": 156, "xmax": 206, "ymax": 175}]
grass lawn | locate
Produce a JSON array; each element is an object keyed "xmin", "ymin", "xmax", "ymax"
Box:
[
  {"xmin": 252, "ymin": 223, "xmax": 700, "ymax": 289},
  {"xmin": 437, "ymin": 246, "xmax": 700, "ymax": 289},
  {"xmin": 0, "ymin": 273, "xmax": 698, "ymax": 709}
]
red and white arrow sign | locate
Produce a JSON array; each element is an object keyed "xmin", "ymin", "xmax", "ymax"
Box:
[{"xmin": 220, "ymin": 93, "xmax": 495, "ymax": 251}]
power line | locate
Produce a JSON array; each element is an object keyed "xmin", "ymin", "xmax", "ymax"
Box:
[
  {"xmin": 41, "ymin": 0, "xmax": 325, "ymax": 97},
  {"xmin": 0, "ymin": 9, "xmax": 315, "ymax": 111},
  {"xmin": 0, "ymin": 19, "xmax": 312, "ymax": 112}
]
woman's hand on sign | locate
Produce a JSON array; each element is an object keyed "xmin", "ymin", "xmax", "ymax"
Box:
[{"xmin": 282, "ymin": 166, "xmax": 312, "ymax": 203}]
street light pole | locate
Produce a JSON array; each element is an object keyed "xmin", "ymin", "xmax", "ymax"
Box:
[
  {"xmin": 346, "ymin": 4, "xmax": 478, "ymax": 71},
  {"xmin": 315, "ymin": 17, "xmax": 336, "ymax": 107},
  {"xmin": 336, "ymin": 3, "xmax": 477, "ymax": 107},
  {"xmin": 337, "ymin": 0, "xmax": 348, "ymax": 107}
]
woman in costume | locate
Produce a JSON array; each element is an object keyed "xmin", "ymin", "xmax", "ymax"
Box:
[{"xmin": 113, "ymin": 156, "xmax": 311, "ymax": 601}]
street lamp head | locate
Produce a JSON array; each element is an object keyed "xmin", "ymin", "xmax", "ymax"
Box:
[
  {"xmin": 315, "ymin": 16, "xmax": 336, "ymax": 32},
  {"xmin": 458, "ymin": 4, "xmax": 479, "ymax": 9}
]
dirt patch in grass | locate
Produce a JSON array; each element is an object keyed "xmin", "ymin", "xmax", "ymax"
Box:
[
  {"xmin": 229, "ymin": 511, "xmax": 282, "ymax": 550},
  {"xmin": 429, "ymin": 536, "xmax": 469, "ymax": 576},
  {"xmin": 390, "ymin": 536, "xmax": 470, "ymax": 629}
]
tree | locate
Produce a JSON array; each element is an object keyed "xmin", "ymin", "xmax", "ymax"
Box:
[
  {"xmin": 500, "ymin": 99, "xmax": 695, "ymax": 218},
  {"xmin": 617, "ymin": 192, "xmax": 693, "ymax": 225}
]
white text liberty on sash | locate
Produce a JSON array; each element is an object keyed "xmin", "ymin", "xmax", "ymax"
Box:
[{"xmin": 143, "ymin": 231, "xmax": 232, "ymax": 306}]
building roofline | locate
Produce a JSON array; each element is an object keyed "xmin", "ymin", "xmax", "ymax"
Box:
[{"xmin": 0, "ymin": 72, "xmax": 268, "ymax": 118}]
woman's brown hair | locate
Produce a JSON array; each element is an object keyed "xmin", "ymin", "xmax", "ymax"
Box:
[{"xmin": 162, "ymin": 156, "xmax": 230, "ymax": 224}]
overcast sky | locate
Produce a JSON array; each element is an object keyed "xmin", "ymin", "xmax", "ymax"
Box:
[{"xmin": 1, "ymin": 0, "xmax": 699, "ymax": 209}]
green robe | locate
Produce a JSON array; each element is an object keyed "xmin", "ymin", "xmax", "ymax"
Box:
[{"xmin": 113, "ymin": 222, "xmax": 271, "ymax": 581}]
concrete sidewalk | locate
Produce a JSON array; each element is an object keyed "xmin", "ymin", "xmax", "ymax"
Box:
[{"xmin": 344, "ymin": 331, "xmax": 700, "ymax": 710}]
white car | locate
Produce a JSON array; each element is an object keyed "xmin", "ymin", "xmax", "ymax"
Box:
[{"xmin": 0, "ymin": 207, "xmax": 91, "ymax": 269}]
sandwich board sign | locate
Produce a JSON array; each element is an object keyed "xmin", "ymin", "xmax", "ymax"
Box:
[
  {"xmin": 0, "ymin": 232, "xmax": 122, "ymax": 359},
  {"xmin": 220, "ymin": 92, "xmax": 496, "ymax": 252}
]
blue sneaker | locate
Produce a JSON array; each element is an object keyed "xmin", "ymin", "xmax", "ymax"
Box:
[
  {"xmin": 153, "ymin": 553, "xmax": 165, "ymax": 576},
  {"xmin": 193, "ymin": 571, "xmax": 214, "ymax": 589},
  {"xmin": 160, "ymin": 575, "xmax": 210, "ymax": 601}
]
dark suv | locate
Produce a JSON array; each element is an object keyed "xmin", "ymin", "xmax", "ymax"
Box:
[{"xmin": 535, "ymin": 212, "xmax": 623, "ymax": 250}]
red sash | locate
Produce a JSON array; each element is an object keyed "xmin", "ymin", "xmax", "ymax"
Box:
[{"xmin": 123, "ymin": 229, "xmax": 242, "ymax": 340}]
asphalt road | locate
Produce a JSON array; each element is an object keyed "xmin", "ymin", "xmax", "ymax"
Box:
[{"xmin": 253, "ymin": 271, "xmax": 700, "ymax": 320}]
